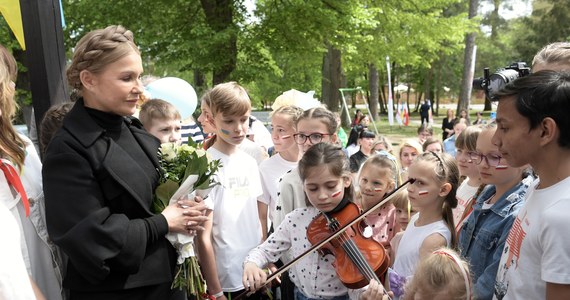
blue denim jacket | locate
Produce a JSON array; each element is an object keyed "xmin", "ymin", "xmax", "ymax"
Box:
[{"xmin": 458, "ymin": 175, "xmax": 533, "ymax": 300}]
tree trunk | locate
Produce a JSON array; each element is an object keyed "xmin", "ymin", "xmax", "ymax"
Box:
[
  {"xmin": 368, "ymin": 63, "xmax": 379, "ymax": 121},
  {"xmin": 200, "ymin": 0, "xmax": 237, "ymax": 84},
  {"xmin": 457, "ymin": 0, "xmax": 479, "ymax": 113},
  {"xmin": 321, "ymin": 44, "xmax": 342, "ymax": 113},
  {"xmin": 193, "ymin": 69, "xmax": 207, "ymax": 94}
]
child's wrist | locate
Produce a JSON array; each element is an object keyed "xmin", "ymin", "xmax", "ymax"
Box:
[{"xmin": 212, "ymin": 291, "xmax": 224, "ymax": 298}]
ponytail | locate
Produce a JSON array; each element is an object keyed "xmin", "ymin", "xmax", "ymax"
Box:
[
  {"xmin": 442, "ymin": 201, "xmax": 457, "ymax": 249},
  {"xmin": 416, "ymin": 152, "xmax": 460, "ymax": 249}
]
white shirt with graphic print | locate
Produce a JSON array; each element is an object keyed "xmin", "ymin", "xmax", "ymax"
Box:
[
  {"xmin": 207, "ymin": 147, "xmax": 263, "ymax": 292},
  {"xmin": 494, "ymin": 177, "xmax": 570, "ymax": 299}
]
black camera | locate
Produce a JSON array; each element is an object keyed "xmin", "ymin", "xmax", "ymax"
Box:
[{"xmin": 473, "ymin": 62, "xmax": 531, "ymax": 100}]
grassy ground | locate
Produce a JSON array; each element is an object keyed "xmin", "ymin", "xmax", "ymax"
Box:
[
  {"xmin": 356, "ymin": 109, "xmax": 494, "ymax": 147},
  {"xmin": 352, "ymin": 112, "xmax": 444, "ymax": 146}
]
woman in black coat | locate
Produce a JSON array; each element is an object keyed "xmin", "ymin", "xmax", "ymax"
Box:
[{"xmin": 42, "ymin": 25, "xmax": 208, "ymax": 299}]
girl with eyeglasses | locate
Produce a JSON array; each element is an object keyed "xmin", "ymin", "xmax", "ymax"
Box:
[
  {"xmin": 271, "ymin": 107, "xmax": 339, "ymax": 299},
  {"xmin": 389, "ymin": 152, "xmax": 460, "ymax": 299},
  {"xmin": 453, "ymin": 125, "xmax": 486, "ymax": 232},
  {"xmin": 458, "ymin": 123, "xmax": 534, "ymax": 300},
  {"xmin": 272, "ymin": 107, "xmax": 339, "ymax": 233}
]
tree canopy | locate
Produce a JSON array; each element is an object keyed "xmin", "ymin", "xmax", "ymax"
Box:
[{"xmin": 1, "ymin": 0, "xmax": 567, "ymax": 121}]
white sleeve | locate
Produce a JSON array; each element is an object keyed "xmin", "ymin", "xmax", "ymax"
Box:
[
  {"xmin": 540, "ymin": 202, "xmax": 570, "ymax": 284},
  {"xmin": 0, "ymin": 204, "xmax": 36, "ymax": 300}
]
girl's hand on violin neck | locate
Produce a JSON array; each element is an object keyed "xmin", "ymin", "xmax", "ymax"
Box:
[
  {"xmin": 360, "ymin": 279, "xmax": 392, "ymax": 300},
  {"xmin": 242, "ymin": 262, "xmax": 267, "ymax": 293}
]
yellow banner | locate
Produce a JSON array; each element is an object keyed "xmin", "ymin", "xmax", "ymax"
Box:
[{"xmin": 0, "ymin": 0, "xmax": 26, "ymax": 50}]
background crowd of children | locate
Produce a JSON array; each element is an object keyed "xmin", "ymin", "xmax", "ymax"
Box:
[{"xmin": 3, "ymin": 24, "xmax": 570, "ymax": 300}]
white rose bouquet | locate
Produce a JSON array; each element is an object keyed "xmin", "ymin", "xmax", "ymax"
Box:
[{"xmin": 152, "ymin": 142, "xmax": 221, "ymax": 298}]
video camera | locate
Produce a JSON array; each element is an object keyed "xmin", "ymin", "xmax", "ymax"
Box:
[{"xmin": 473, "ymin": 62, "xmax": 531, "ymax": 100}]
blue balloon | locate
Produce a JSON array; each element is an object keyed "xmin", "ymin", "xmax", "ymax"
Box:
[{"xmin": 145, "ymin": 77, "xmax": 198, "ymax": 120}]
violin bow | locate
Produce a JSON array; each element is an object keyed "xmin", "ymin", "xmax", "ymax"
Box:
[{"xmin": 235, "ymin": 178, "xmax": 415, "ymax": 300}]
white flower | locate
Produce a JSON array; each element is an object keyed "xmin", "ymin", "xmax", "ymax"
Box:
[
  {"xmin": 160, "ymin": 143, "xmax": 177, "ymax": 161},
  {"xmin": 178, "ymin": 242, "xmax": 195, "ymax": 263},
  {"xmin": 195, "ymin": 148, "xmax": 206, "ymax": 158},
  {"xmin": 177, "ymin": 143, "xmax": 196, "ymax": 155}
]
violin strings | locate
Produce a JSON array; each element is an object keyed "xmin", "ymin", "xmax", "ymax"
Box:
[
  {"xmin": 337, "ymin": 230, "xmax": 393, "ymax": 299},
  {"xmin": 329, "ymin": 220, "xmax": 377, "ymax": 281},
  {"xmin": 329, "ymin": 219, "xmax": 393, "ymax": 299}
]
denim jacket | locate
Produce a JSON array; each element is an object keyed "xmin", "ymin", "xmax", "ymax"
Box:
[{"xmin": 458, "ymin": 175, "xmax": 533, "ymax": 300}]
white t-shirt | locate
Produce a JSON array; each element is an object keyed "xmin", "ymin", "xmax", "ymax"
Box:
[
  {"xmin": 258, "ymin": 153, "xmax": 297, "ymax": 224},
  {"xmin": 250, "ymin": 118, "xmax": 274, "ymax": 151},
  {"xmin": 207, "ymin": 147, "xmax": 263, "ymax": 292},
  {"xmin": 393, "ymin": 213, "xmax": 451, "ymax": 279},
  {"xmin": 346, "ymin": 144, "xmax": 359, "ymax": 157},
  {"xmin": 453, "ymin": 180, "xmax": 480, "ymax": 226},
  {"xmin": 494, "ymin": 177, "xmax": 570, "ymax": 300},
  {"xmin": 238, "ymin": 138, "xmax": 268, "ymax": 165}
]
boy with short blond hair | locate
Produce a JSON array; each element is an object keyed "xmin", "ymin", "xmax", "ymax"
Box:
[
  {"xmin": 196, "ymin": 82, "xmax": 264, "ymax": 299},
  {"xmin": 139, "ymin": 99, "xmax": 182, "ymax": 144}
]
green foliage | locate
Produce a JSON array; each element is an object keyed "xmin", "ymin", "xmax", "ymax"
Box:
[{"xmin": 512, "ymin": 0, "xmax": 570, "ymax": 62}]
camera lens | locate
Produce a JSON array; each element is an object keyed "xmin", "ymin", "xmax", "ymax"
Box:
[{"xmin": 488, "ymin": 69, "xmax": 520, "ymax": 98}]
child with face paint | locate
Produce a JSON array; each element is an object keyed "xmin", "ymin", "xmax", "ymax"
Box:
[
  {"xmin": 458, "ymin": 123, "xmax": 533, "ymax": 300},
  {"xmin": 356, "ymin": 152, "xmax": 401, "ymax": 251},
  {"xmin": 258, "ymin": 105, "xmax": 304, "ymax": 239},
  {"xmin": 272, "ymin": 107, "xmax": 339, "ymax": 241},
  {"xmin": 243, "ymin": 143, "xmax": 354, "ymax": 300},
  {"xmin": 453, "ymin": 125, "xmax": 485, "ymax": 232},
  {"xmin": 197, "ymin": 90, "xmax": 268, "ymax": 165},
  {"xmin": 195, "ymin": 82, "xmax": 265, "ymax": 300},
  {"xmin": 390, "ymin": 152, "xmax": 460, "ymax": 299}
]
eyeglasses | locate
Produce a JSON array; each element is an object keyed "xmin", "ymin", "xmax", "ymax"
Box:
[
  {"xmin": 468, "ymin": 151, "xmax": 502, "ymax": 167},
  {"xmin": 293, "ymin": 133, "xmax": 332, "ymax": 145}
]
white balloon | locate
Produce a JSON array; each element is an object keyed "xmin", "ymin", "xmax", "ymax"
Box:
[{"xmin": 145, "ymin": 77, "xmax": 198, "ymax": 119}]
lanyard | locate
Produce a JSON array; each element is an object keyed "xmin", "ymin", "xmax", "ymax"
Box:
[{"xmin": 0, "ymin": 160, "xmax": 30, "ymax": 217}]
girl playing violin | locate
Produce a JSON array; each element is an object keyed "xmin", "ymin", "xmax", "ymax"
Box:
[
  {"xmin": 356, "ymin": 152, "xmax": 401, "ymax": 249},
  {"xmin": 390, "ymin": 152, "xmax": 460, "ymax": 298},
  {"xmin": 243, "ymin": 143, "xmax": 354, "ymax": 300}
]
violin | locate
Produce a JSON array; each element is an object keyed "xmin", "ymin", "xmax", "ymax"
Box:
[
  {"xmin": 307, "ymin": 201, "xmax": 389, "ymax": 289},
  {"xmin": 235, "ymin": 178, "xmax": 415, "ymax": 300}
]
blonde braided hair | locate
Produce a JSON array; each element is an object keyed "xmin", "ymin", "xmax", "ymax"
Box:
[{"xmin": 67, "ymin": 25, "xmax": 139, "ymax": 93}]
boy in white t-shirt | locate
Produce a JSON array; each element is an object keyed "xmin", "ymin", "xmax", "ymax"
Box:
[
  {"xmin": 492, "ymin": 68, "xmax": 570, "ymax": 299},
  {"xmin": 195, "ymin": 82, "xmax": 264, "ymax": 300}
]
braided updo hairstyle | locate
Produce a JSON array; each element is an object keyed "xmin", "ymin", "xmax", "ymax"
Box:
[{"xmin": 67, "ymin": 25, "xmax": 139, "ymax": 94}]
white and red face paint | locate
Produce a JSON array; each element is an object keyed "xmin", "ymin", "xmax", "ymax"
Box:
[
  {"xmin": 331, "ymin": 190, "xmax": 342, "ymax": 198},
  {"xmin": 495, "ymin": 164, "xmax": 508, "ymax": 170},
  {"xmin": 418, "ymin": 190, "xmax": 429, "ymax": 196}
]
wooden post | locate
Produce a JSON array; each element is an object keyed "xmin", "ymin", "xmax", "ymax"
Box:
[{"xmin": 19, "ymin": 0, "xmax": 68, "ymax": 135}]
